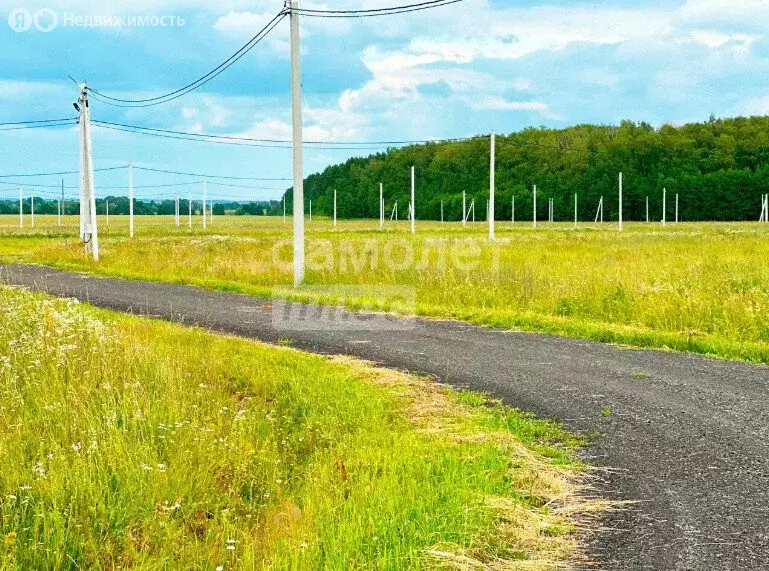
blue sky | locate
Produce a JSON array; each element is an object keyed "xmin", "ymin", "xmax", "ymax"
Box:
[{"xmin": 1, "ymin": 0, "xmax": 769, "ymax": 202}]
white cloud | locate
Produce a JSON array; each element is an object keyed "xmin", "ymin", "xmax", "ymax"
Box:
[
  {"xmin": 471, "ymin": 97, "xmax": 549, "ymax": 112},
  {"xmin": 405, "ymin": 6, "xmax": 673, "ymax": 64},
  {"xmin": 743, "ymin": 94, "xmax": 769, "ymax": 116},
  {"xmin": 679, "ymin": 0, "xmax": 769, "ymax": 26},
  {"xmin": 690, "ymin": 30, "xmax": 760, "ymax": 50}
]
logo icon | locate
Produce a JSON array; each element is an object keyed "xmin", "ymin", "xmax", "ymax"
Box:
[
  {"xmin": 33, "ymin": 8, "xmax": 57, "ymax": 32},
  {"xmin": 8, "ymin": 8, "xmax": 32, "ymax": 32}
]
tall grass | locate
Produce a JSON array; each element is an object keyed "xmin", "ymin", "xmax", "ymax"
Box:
[
  {"xmin": 0, "ymin": 285, "xmax": 588, "ymax": 569},
  {"xmin": 2, "ymin": 215, "xmax": 769, "ymax": 362}
]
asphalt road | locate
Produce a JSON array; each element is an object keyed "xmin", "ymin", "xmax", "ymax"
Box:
[{"xmin": 2, "ymin": 263, "xmax": 768, "ymax": 570}]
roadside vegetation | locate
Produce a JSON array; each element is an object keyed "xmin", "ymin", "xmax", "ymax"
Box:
[
  {"xmin": 0, "ymin": 285, "xmax": 592, "ymax": 569},
  {"xmin": 2, "ymin": 216, "xmax": 769, "ymax": 364}
]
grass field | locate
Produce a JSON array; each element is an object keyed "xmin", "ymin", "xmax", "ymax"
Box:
[
  {"xmin": 2, "ymin": 214, "xmax": 769, "ymax": 363},
  {"xmin": 0, "ymin": 285, "xmax": 591, "ymax": 569}
]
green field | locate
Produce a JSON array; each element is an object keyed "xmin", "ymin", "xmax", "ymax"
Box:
[
  {"xmin": 0, "ymin": 285, "xmax": 591, "ymax": 569},
  {"xmin": 2, "ymin": 214, "xmax": 769, "ymax": 363}
]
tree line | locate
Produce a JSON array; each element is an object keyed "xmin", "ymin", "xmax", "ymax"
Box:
[
  {"xmin": 277, "ymin": 115, "xmax": 769, "ymax": 222},
  {"xmin": 0, "ymin": 197, "xmax": 280, "ymax": 216}
]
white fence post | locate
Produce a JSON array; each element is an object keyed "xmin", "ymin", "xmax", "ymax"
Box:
[{"xmin": 618, "ymin": 172, "xmax": 623, "ymax": 232}]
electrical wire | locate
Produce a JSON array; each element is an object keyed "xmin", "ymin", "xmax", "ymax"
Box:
[
  {"xmin": 293, "ymin": 0, "xmax": 465, "ymax": 18},
  {"xmin": 91, "ymin": 119, "xmax": 474, "ymax": 147},
  {"xmin": 0, "ymin": 118, "xmax": 78, "ymax": 127},
  {"xmin": 0, "ymin": 120, "xmax": 77, "ymax": 132},
  {"xmin": 0, "ymin": 166, "xmax": 127, "ymax": 179},
  {"xmin": 87, "ymin": 11, "xmax": 287, "ymax": 108},
  {"xmin": 132, "ymin": 166, "xmax": 290, "ymax": 181}
]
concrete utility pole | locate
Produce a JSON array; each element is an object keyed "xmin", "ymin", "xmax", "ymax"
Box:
[
  {"xmin": 58, "ymin": 180, "xmax": 63, "ymax": 226},
  {"xmin": 188, "ymin": 190, "xmax": 192, "ymax": 228},
  {"xmin": 675, "ymin": 193, "xmax": 679, "ymax": 223},
  {"xmin": 574, "ymin": 193, "xmax": 578, "ymax": 228},
  {"xmin": 290, "ymin": 0, "xmax": 304, "ymax": 286},
  {"xmin": 18, "ymin": 187, "xmax": 22, "ymax": 228},
  {"xmin": 128, "ymin": 162, "xmax": 134, "ymax": 238},
  {"xmin": 30, "ymin": 194, "xmax": 35, "ymax": 227},
  {"xmin": 410, "ymin": 166, "xmax": 415, "ymax": 234},
  {"xmin": 618, "ymin": 172, "xmax": 623, "ymax": 232},
  {"xmin": 175, "ymin": 194, "xmax": 180, "ymax": 227},
  {"xmin": 489, "ymin": 133, "xmax": 495, "ymax": 240},
  {"xmin": 533, "ymin": 184, "xmax": 537, "ymax": 229},
  {"xmin": 379, "ymin": 183, "xmax": 384, "ymax": 228},
  {"xmin": 77, "ymin": 84, "xmax": 99, "ymax": 261},
  {"xmin": 462, "ymin": 190, "xmax": 467, "ymax": 227},
  {"xmin": 202, "ymin": 180, "xmax": 207, "ymax": 230},
  {"xmin": 333, "ymin": 188, "xmax": 337, "ymax": 227}
]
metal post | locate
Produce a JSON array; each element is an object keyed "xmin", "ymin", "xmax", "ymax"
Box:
[
  {"xmin": 489, "ymin": 133, "xmax": 495, "ymax": 240},
  {"xmin": 290, "ymin": 0, "xmax": 305, "ymax": 286},
  {"xmin": 410, "ymin": 166, "xmax": 415, "ymax": 234}
]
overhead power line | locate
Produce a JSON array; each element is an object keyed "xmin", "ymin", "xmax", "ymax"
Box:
[
  {"xmin": 294, "ymin": 0, "xmax": 465, "ymax": 18},
  {"xmin": 0, "ymin": 119, "xmax": 77, "ymax": 132},
  {"xmin": 0, "ymin": 166, "xmax": 127, "ymax": 179},
  {"xmin": 132, "ymin": 166, "xmax": 291, "ymax": 181},
  {"xmin": 87, "ymin": 11, "xmax": 287, "ymax": 108},
  {"xmin": 91, "ymin": 119, "xmax": 474, "ymax": 149},
  {"xmin": 0, "ymin": 118, "xmax": 78, "ymax": 127}
]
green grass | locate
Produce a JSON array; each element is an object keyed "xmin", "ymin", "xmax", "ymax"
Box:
[
  {"xmin": 0, "ymin": 285, "xmax": 590, "ymax": 569},
  {"xmin": 2, "ymin": 215, "xmax": 769, "ymax": 363}
]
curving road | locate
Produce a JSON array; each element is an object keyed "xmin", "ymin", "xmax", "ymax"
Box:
[{"xmin": 2, "ymin": 263, "xmax": 768, "ymax": 570}]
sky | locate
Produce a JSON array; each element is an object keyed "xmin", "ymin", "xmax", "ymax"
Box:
[{"xmin": 1, "ymin": 0, "xmax": 769, "ymax": 202}]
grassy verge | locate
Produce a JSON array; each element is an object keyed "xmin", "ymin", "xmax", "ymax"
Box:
[
  {"xmin": 0, "ymin": 285, "xmax": 595, "ymax": 569},
  {"xmin": 4, "ymin": 216, "xmax": 767, "ymax": 364}
]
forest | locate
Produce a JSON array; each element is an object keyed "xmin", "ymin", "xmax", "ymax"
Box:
[
  {"xmin": 0, "ymin": 197, "xmax": 279, "ymax": 217},
  {"xmin": 5, "ymin": 116, "xmax": 769, "ymax": 222},
  {"xmin": 279, "ymin": 115, "xmax": 769, "ymax": 222}
]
